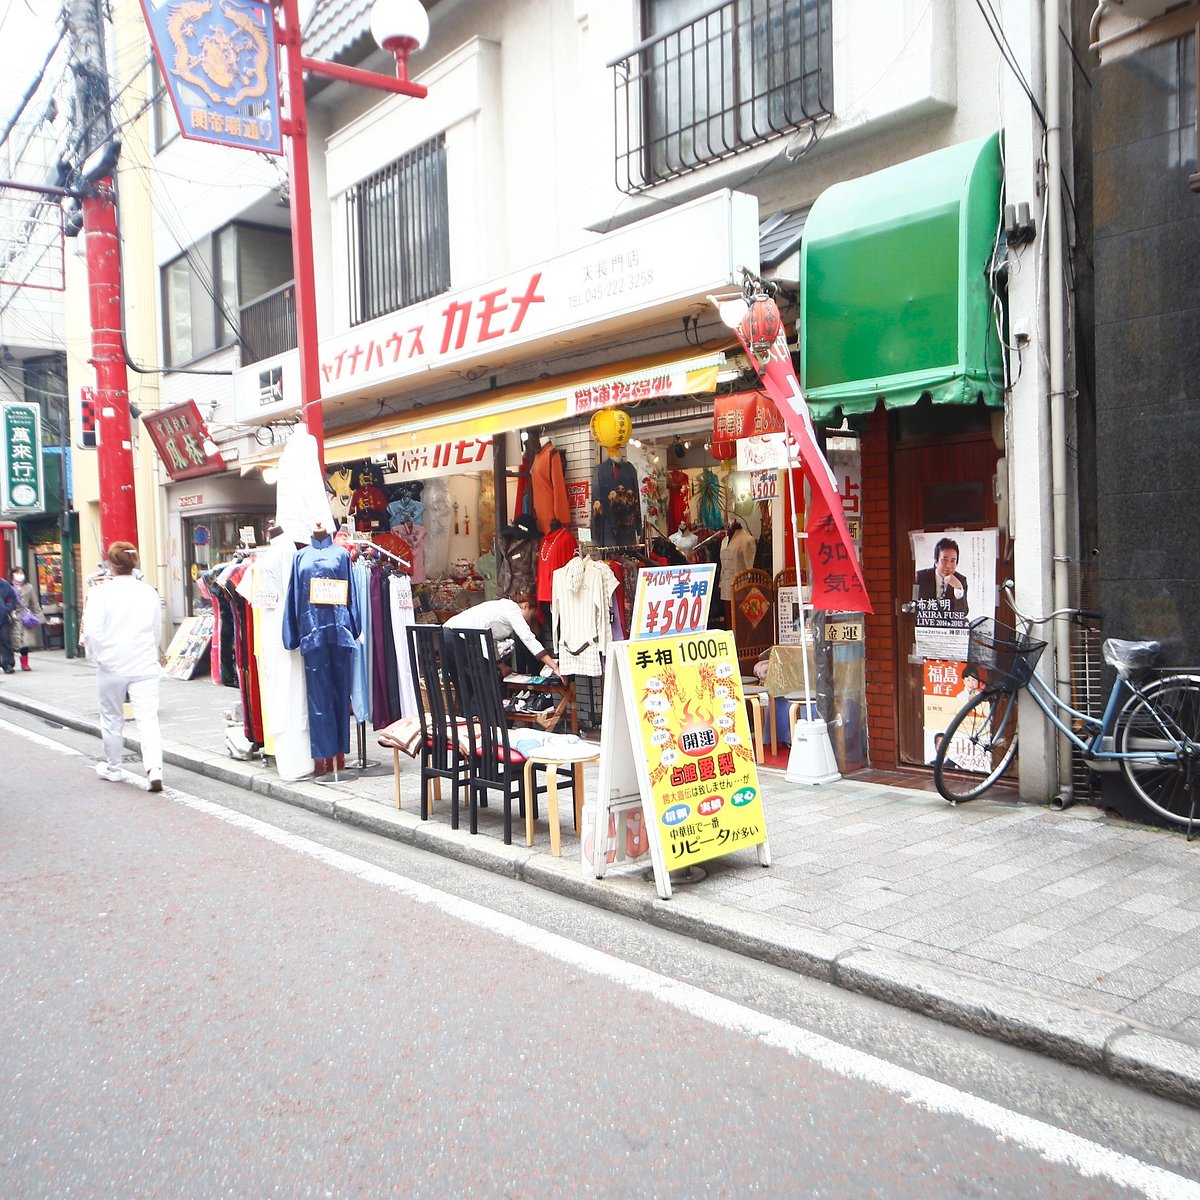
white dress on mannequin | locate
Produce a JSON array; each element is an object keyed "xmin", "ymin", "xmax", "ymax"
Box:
[{"xmin": 244, "ymin": 533, "xmax": 314, "ymax": 781}]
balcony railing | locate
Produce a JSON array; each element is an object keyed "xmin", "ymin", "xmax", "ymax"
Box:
[
  {"xmin": 609, "ymin": 0, "xmax": 833, "ymax": 194},
  {"xmin": 239, "ymin": 280, "xmax": 297, "ymax": 365}
]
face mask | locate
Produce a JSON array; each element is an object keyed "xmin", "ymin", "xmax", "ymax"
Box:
[{"xmin": 12, "ymin": 574, "xmax": 23, "ymax": 584}]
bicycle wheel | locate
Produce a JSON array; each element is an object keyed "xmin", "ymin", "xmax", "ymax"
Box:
[
  {"xmin": 934, "ymin": 688, "xmax": 1020, "ymax": 803},
  {"xmin": 1116, "ymin": 675, "xmax": 1200, "ymax": 827}
]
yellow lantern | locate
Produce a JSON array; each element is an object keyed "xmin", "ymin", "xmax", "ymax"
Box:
[{"xmin": 590, "ymin": 407, "xmax": 632, "ymax": 450}]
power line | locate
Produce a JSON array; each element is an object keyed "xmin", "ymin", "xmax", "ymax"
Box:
[{"xmin": 0, "ymin": 16, "xmax": 69, "ymax": 148}]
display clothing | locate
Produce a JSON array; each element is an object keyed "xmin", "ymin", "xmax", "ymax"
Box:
[
  {"xmin": 719, "ymin": 526, "xmax": 757, "ymax": 601},
  {"xmin": 283, "ymin": 534, "xmax": 360, "ymax": 760},
  {"xmin": 422, "ymin": 479, "xmax": 452, "ymax": 579},
  {"xmin": 349, "ymin": 483, "xmax": 389, "ymax": 532},
  {"xmin": 495, "ymin": 517, "xmax": 541, "ymax": 597},
  {"xmin": 591, "ymin": 456, "xmax": 642, "ymax": 547},
  {"xmin": 536, "ymin": 525, "xmax": 577, "ymax": 603},
  {"xmin": 551, "ymin": 557, "xmax": 618, "ymax": 677},
  {"xmin": 666, "ymin": 469, "xmax": 691, "ymax": 532},
  {"xmin": 239, "ymin": 534, "xmax": 312, "ymax": 781},
  {"xmin": 696, "ymin": 467, "xmax": 723, "ymax": 531},
  {"xmin": 390, "ymin": 573, "xmax": 419, "ymax": 719},
  {"xmin": 349, "ymin": 556, "xmax": 372, "ymax": 724},
  {"xmin": 327, "ymin": 466, "xmax": 354, "ymax": 524},
  {"xmin": 669, "ymin": 526, "xmax": 698, "ymax": 555},
  {"xmin": 276, "ymin": 430, "xmax": 334, "ymax": 545},
  {"xmin": 531, "ymin": 442, "xmax": 570, "ymax": 533}
]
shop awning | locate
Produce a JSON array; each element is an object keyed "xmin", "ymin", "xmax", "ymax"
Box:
[
  {"xmin": 800, "ymin": 133, "xmax": 1004, "ymax": 422},
  {"xmin": 244, "ymin": 348, "xmax": 726, "ymax": 469}
]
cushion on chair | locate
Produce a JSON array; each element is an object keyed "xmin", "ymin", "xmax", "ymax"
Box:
[{"xmin": 376, "ymin": 718, "xmax": 423, "ymax": 756}]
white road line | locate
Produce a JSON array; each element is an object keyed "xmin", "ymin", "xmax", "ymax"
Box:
[
  {"xmin": 7, "ymin": 712, "xmax": 1197, "ymax": 1199},
  {"xmin": 0, "ymin": 717, "xmax": 83, "ymax": 756}
]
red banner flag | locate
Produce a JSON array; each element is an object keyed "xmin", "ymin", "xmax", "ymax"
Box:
[{"xmin": 736, "ymin": 330, "xmax": 873, "ymax": 613}]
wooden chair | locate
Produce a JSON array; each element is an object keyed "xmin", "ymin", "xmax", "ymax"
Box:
[
  {"xmin": 445, "ymin": 627, "xmax": 576, "ymax": 845},
  {"xmin": 730, "ymin": 567, "xmax": 775, "ymax": 761},
  {"xmin": 405, "ymin": 624, "xmax": 471, "ymax": 827}
]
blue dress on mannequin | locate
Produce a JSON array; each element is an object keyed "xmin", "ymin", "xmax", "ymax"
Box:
[{"xmin": 283, "ymin": 533, "xmax": 360, "ymax": 760}]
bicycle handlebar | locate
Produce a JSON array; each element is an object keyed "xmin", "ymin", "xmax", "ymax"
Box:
[{"xmin": 1002, "ymin": 580, "xmax": 1104, "ymax": 627}]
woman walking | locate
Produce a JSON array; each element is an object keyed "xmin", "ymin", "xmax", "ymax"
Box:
[
  {"xmin": 81, "ymin": 541, "xmax": 165, "ymax": 792},
  {"xmin": 11, "ymin": 566, "xmax": 44, "ymax": 670}
]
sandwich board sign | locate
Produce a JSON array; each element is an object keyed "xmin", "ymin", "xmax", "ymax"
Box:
[{"xmin": 591, "ymin": 619, "xmax": 770, "ymax": 899}]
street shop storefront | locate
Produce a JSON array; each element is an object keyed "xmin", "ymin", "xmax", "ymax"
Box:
[{"xmin": 800, "ymin": 132, "xmax": 1007, "ymax": 777}]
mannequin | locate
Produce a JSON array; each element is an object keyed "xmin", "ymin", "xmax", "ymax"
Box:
[
  {"xmin": 591, "ymin": 449, "xmax": 642, "ymax": 546},
  {"xmin": 669, "ymin": 522, "xmax": 698, "ymax": 555},
  {"xmin": 282, "ymin": 523, "xmax": 360, "ymax": 776},
  {"xmin": 719, "ymin": 518, "xmax": 756, "ymax": 626}
]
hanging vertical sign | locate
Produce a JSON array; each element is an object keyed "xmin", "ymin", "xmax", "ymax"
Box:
[
  {"xmin": 0, "ymin": 402, "xmax": 44, "ymax": 513},
  {"xmin": 139, "ymin": 0, "xmax": 282, "ymax": 154}
]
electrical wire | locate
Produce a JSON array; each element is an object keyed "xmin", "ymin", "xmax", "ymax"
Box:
[
  {"xmin": 0, "ymin": 14, "xmax": 67, "ymax": 146},
  {"xmin": 973, "ymin": 0, "xmax": 1046, "ymax": 130}
]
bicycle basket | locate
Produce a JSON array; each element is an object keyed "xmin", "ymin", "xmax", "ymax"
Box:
[{"xmin": 966, "ymin": 618, "xmax": 1046, "ymax": 692}]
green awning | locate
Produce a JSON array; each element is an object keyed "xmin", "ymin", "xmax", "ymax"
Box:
[{"xmin": 800, "ymin": 133, "xmax": 1004, "ymax": 422}]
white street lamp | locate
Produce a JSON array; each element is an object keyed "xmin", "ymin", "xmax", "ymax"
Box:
[{"xmin": 370, "ymin": 0, "xmax": 430, "ymax": 84}]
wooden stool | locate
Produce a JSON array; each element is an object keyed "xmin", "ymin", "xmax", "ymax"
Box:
[
  {"xmin": 743, "ymin": 686, "xmax": 776, "ymax": 764},
  {"xmin": 521, "ymin": 744, "xmax": 601, "ymax": 857}
]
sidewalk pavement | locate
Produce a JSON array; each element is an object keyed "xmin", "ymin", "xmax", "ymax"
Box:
[{"xmin": 5, "ymin": 649, "xmax": 1200, "ymax": 1108}]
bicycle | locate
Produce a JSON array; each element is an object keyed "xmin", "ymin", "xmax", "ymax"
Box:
[{"xmin": 932, "ymin": 582, "xmax": 1200, "ymax": 837}]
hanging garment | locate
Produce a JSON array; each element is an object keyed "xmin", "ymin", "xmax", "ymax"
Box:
[
  {"xmin": 389, "ymin": 573, "xmax": 419, "ymax": 719},
  {"xmin": 283, "ymin": 534, "xmax": 360, "ymax": 759},
  {"xmin": 495, "ymin": 517, "xmax": 541, "ymax": 597},
  {"xmin": 536, "ymin": 525, "xmax": 577, "ymax": 603},
  {"xmin": 552, "ymin": 557, "xmax": 618, "ymax": 677},
  {"xmin": 369, "ymin": 569, "xmax": 403, "ymax": 729},
  {"xmin": 422, "ymin": 479, "xmax": 452, "ymax": 579},
  {"xmin": 719, "ymin": 527, "xmax": 757, "ymax": 601},
  {"xmin": 240, "ymin": 535, "xmax": 312, "ymax": 781},
  {"xmin": 531, "ymin": 442, "xmax": 570, "ymax": 533},
  {"xmin": 276, "ymin": 430, "xmax": 334, "ymax": 545},
  {"xmin": 217, "ymin": 560, "xmax": 264, "ymax": 745},
  {"xmin": 591, "ymin": 456, "xmax": 642, "ymax": 546},
  {"xmin": 350, "ymin": 556, "xmax": 372, "ymax": 724},
  {"xmin": 696, "ymin": 467, "xmax": 723, "ymax": 531},
  {"xmin": 667, "ymin": 469, "xmax": 692, "ymax": 531}
]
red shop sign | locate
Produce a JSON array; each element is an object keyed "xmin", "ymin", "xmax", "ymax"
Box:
[{"xmin": 143, "ymin": 400, "xmax": 226, "ymax": 481}]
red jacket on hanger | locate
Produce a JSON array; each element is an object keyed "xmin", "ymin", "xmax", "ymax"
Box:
[{"xmin": 531, "ymin": 442, "xmax": 570, "ymax": 533}]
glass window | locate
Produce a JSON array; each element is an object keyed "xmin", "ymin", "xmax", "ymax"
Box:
[
  {"xmin": 150, "ymin": 57, "xmax": 179, "ymax": 152},
  {"xmin": 162, "ymin": 225, "xmax": 290, "ymax": 366}
]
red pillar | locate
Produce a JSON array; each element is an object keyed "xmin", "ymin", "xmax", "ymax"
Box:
[
  {"xmin": 276, "ymin": 0, "xmax": 324, "ymax": 471},
  {"xmin": 83, "ymin": 179, "xmax": 137, "ymax": 549}
]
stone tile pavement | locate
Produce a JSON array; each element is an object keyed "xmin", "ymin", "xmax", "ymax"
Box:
[{"xmin": 3, "ymin": 648, "xmax": 1199, "ymax": 1107}]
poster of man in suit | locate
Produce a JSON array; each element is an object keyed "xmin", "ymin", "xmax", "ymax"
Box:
[{"xmin": 910, "ymin": 528, "xmax": 998, "ymax": 661}]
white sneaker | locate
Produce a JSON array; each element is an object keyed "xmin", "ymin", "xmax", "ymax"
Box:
[{"xmin": 94, "ymin": 763, "xmax": 122, "ymax": 782}]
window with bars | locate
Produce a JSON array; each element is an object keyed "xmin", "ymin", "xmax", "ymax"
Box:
[
  {"xmin": 611, "ymin": 0, "xmax": 833, "ymax": 193},
  {"xmin": 345, "ymin": 135, "xmax": 451, "ymax": 326}
]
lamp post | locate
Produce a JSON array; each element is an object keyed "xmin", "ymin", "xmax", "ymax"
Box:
[{"xmin": 274, "ymin": 0, "xmax": 429, "ymax": 470}]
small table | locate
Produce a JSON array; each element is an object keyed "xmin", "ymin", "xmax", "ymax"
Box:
[{"xmin": 521, "ymin": 742, "xmax": 601, "ymax": 857}]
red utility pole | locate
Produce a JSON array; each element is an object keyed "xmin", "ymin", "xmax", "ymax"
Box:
[
  {"xmin": 83, "ymin": 180, "xmax": 137, "ymax": 546},
  {"xmin": 69, "ymin": 0, "xmax": 137, "ymax": 548}
]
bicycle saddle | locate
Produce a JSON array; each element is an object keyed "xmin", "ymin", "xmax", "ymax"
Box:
[{"xmin": 1102, "ymin": 638, "xmax": 1161, "ymax": 678}]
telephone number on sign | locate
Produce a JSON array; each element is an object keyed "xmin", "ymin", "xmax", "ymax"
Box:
[{"xmin": 579, "ymin": 270, "xmax": 654, "ymax": 304}]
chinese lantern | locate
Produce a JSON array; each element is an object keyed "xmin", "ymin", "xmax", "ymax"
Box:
[
  {"xmin": 590, "ymin": 407, "xmax": 632, "ymax": 450},
  {"xmin": 737, "ymin": 290, "xmax": 783, "ymax": 364},
  {"xmin": 710, "ymin": 439, "xmax": 736, "ymax": 462}
]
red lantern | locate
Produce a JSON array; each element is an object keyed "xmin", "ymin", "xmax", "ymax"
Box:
[
  {"xmin": 737, "ymin": 292, "xmax": 783, "ymax": 364},
  {"xmin": 711, "ymin": 439, "xmax": 736, "ymax": 462}
]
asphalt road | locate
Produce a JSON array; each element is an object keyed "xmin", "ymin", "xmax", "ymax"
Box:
[{"xmin": 3, "ymin": 709, "xmax": 1200, "ymax": 1200}]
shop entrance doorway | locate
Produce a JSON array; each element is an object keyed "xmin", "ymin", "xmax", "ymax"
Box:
[{"xmin": 891, "ymin": 428, "xmax": 1002, "ymax": 768}]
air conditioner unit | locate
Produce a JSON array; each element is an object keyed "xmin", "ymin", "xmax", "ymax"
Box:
[{"xmin": 1108, "ymin": 0, "xmax": 1174, "ymax": 19}]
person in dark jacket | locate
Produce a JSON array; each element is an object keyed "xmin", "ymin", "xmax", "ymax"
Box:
[{"xmin": 0, "ymin": 575, "xmax": 18, "ymax": 673}]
